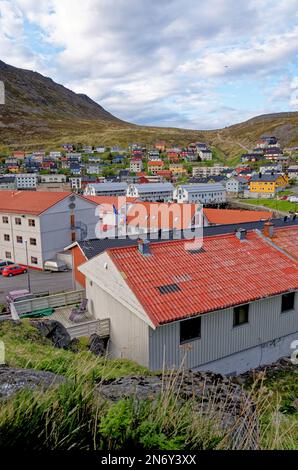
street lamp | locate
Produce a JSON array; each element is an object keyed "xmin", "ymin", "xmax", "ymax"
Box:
[{"xmin": 24, "ymin": 240, "xmax": 31, "ymax": 293}]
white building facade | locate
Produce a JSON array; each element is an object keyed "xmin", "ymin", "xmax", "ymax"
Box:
[
  {"xmin": 174, "ymin": 184, "xmax": 226, "ymax": 205},
  {"xmin": 0, "ymin": 193, "xmax": 97, "ymax": 269},
  {"xmin": 127, "ymin": 183, "xmax": 174, "ymax": 202}
]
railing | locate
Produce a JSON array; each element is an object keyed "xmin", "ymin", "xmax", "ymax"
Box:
[
  {"xmin": 13, "ymin": 290, "xmax": 85, "ymax": 316},
  {"xmin": 66, "ymin": 318, "xmax": 110, "ymax": 339}
]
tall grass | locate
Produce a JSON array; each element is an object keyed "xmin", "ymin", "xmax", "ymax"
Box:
[{"xmin": 0, "ymin": 321, "xmax": 297, "ymax": 450}]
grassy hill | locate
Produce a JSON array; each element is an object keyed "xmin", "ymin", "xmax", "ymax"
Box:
[{"xmin": 1, "ymin": 60, "xmax": 298, "ymax": 163}]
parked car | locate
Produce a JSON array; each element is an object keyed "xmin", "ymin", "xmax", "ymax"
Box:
[
  {"xmin": 2, "ymin": 265, "xmax": 28, "ymax": 277},
  {"xmin": 0, "ymin": 260, "xmax": 15, "ymax": 275},
  {"xmin": 44, "ymin": 259, "xmax": 68, "ymax": 272}
]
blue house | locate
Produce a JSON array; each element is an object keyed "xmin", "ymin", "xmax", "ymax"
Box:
[{"xmin": 112, "ymin": 155, "xmax": 125, "ymax": 164}]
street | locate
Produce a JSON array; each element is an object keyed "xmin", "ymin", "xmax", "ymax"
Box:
[{"xmin": 0, "ymin": 269, "xmax": 74, "ymax": 304}]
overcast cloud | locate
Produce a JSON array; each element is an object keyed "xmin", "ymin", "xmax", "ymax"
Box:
[{"xmin": 0, "ymin": 0, "xmax": 297, "ymax": 128}]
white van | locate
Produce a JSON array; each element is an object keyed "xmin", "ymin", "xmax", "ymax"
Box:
[{"xmin": 44, "ymin": 259, "xmax": 68, "ymax": 272}]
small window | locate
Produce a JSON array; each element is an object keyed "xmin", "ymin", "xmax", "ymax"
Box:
[
  {"xmin": 180, "ymin": 317, "xmax": 201, "ymax": 344},
  {"xmin": 16, "ymin": 236, "xmax": 23, "ymax": 244},
  {"xmin": 31, "ymin": 257, "xmax": 38, "ymax": 265},
  {"xmin": 2, "ymin": 216, "xmax": 8, "ymax": 224},
  {"xmin": 281, "ymin": 293, "xmax": 295, "ymax": 313},
  {"xmin": 28, "ymin": 219, "xmax": 35, "ymax": 227},
  {"xmin": 15, "ymin": 218, "xmax": 22, "ymax": 226},
  {"xmin": 4, "ymin": 234, "xmax": 10, "ymax": 241},
  {"xmin": 233, "ymin": 304, "xmax": 249, "ymax": 327},
  {"xmin": 5, "ymin": 252, "xmax": 12, "ymax": 259},
  {"xmin": 30, "ymin": 238, "xmax": 37, "ymax": 246}
]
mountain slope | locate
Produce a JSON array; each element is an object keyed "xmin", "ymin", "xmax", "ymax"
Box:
[{"xmin": 0, "ymin": 60, "xmax": 298, "ymax": 159}]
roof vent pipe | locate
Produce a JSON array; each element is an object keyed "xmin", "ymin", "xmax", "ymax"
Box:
[
  {"xmin": 138, "ymin": 238, "xmax": 151, "ymax": 256},
  {"xmin": 236, "ymin": 228, "xmax": 247, "ymax": 241},
  {"xmin": 263, "ymin": 221, "xmax": 274, "ymax": 238}
]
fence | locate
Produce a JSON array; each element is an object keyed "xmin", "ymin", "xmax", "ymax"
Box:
[
  {"xmin": 67, "ymin": 318, "xmax": 110, "ymax": 339},
  {"xmin": 13, "ymin": 290, "xmax": 85, "ymax": 316}
]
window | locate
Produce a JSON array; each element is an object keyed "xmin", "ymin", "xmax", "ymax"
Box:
[
  {"xmin": 281, "ymin": 293, "xmax": 295, "ymax": 313},
  {"xmin": 31, "ymin": 257, "xmax": 38, "ymax": 265},
  {"xmin": 2, "ymin": 216, "xmax": 8, "ymax": 224},
  {"xmin": 16, "ymin": 236, "xmax": 23, "ymax": 244},
  {"xmin": 180, "ymin": 317, "xmax": 201, "ymax": 344},
  {"xmin": 233, "ymin": 304, "xmax": 249, "ymax": 327},
  {"xmin": 4, "ymin": 234, "xmax": 10, "ymax": 242},
  {"xmin": 15, "ymin": 218, "xmax": 22, "ymax": 225},
  {"xmin": 28, "ymin": 219, "xmax": 35, "ymax": 227},
  {"xmin": 5, "ymin": 252, "xmax": 11, "ymax": 259},
  {"xmin": 30, "ymin": 238, "xmax": 37, "ymax": 246}
]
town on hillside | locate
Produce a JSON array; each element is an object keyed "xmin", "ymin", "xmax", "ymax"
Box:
[{"xmin": 0, "ymin": 133, "xmax": 297, "ymax": 381}]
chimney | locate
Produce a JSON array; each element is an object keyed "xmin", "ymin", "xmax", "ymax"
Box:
[
  {"xmin": 263, "ymin": 221, "xmax": 274, "ymax": 238},
  {"xmin": 138, "ymin": 238, "xmax": 151, "ymax": 256},
  {"xmin": 236, "ymin": 228, "xmax": 247, "ymax": 241}
]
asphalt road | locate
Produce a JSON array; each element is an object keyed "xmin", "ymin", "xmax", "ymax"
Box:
[{"xmin": 0, "ymin": 269, "xmax": 74, "ymax": 304}]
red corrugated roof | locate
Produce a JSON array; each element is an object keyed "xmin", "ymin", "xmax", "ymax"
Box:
[
  {"xmin": 83, "ymin": 196, "xmax": 138, "ymax": 209},
  {"xmin": 0, "ymin": 191, "xmax": 73, "ymax": 215},
  {"xmin": 272, "ymin": 226, "xmax": 298, "ymax": 260},
  {"xmin": 204, "ymin": 208, "xmax": 273, "ymax": 225},
  {"xmin": 126, "ymin": 202, "xmax": 198, "ymax": 231},
  {"xmin": 108, "ymin": 231, "xmax": 298, "ymax": 326}
]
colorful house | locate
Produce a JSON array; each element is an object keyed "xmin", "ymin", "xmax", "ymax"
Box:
[{"xmin": 249, "ymin": 174, "xmax": 289, "ymax": 197}]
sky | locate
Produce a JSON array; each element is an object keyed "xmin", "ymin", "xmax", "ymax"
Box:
[{"xmin": 0, "ymin": 0, "xmax": 298, "ymax": 129}]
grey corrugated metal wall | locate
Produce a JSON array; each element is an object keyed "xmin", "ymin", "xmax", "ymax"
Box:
[{"xmin": 149, "ymin": 293, "xmax": 298, "ymax": 370}]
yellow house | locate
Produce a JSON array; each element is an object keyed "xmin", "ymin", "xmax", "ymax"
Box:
[
  {"xmin": 249, "ymin": 174, "xmax": 289, "ymax": 195},
  {"xmin": 169, "ymin": 164, "xmax": 187, "ymax": 176}
]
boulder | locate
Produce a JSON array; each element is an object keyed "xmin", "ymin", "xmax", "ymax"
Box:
[
  {"xmin": 89, "ymin": 334, "xmax": 106, "ymax": 356},
  {"xmin": 0, "ymin": 366, "xmax": 65, "ymax": 399},
  {"xmin": 99, "ymin": 370, "xmax": 259, "ymax": 450},
  {"xmin": 30, "ymin": 320, "xmax": 71, "ymax": 349}
]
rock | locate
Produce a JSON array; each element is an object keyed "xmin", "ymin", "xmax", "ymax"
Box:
[
  {"xmin": 67, "ymin": 338, "xmax": 80, "ymax": 353},
  {"xmin": 98, "ymin": 371, "xmax": 259, "ymax": 450},
  {"xmin": 0, "ymin": 366, "xmax": 66, "ymax": 399},
  {"xmin": 89, "ymin": 334, "xmax": 106, "ymax": 356},
  {"xmin": 30, "ymin": 320, "xmax": 71, "ymax": 349},
  {"xmin": 293, "ymin": 399, "xmax": 298, "ymax": 410}
]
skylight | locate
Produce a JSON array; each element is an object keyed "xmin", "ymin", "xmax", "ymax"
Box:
[{"xmin": 157, "ymin": 283, "xmax": 181, "ymax": 295}]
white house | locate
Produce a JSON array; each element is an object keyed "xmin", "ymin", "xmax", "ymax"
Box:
[
  {"xmin": 79, "ymin": 227, "xmax": 298, "ymax": 374},
  {"xmin": 39, "ymin": 174, "xmax": 68, "ymax": 184},
  {"xmin": 199, "ymin": 149, "xmax": 213, "ymax": 161},
  {"xmin": 70, "ymin": 177, "xmax": 82, "ymax": 191},
  {"xmin": 86, "ymin": 165, "xmax": 102, "ymax": 175},
  {"xmin": 174, "ymin": 184, "xmax": 226, "ymax": 205},
  {"xmin": 225, "ymin": 177, "xmax": 247, "ymax": 194},
  {"xmin": 130, "ymin": 158, "xmax": 143, "ymax": 173},
  {"xmin": 15, "ymin": 174, "xmax": 38, "ymax": 190},
  {"xmin": 84, "ymin": 183, "xmax": 128, "ymax": 197},
  {"xmin": 192, "ymin": 166, "xmax": 229, "ymax": 178},
  {"xmin": 0, "ymin": 191, "xmax": 98, "ymax": 269},
  {"xmin": 127, "ymin": 183, "xmax": 174, "ymax": 202}
]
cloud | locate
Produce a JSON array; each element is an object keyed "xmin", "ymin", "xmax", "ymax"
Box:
[{"xmin": 2, "ymin": 0, "xmax": 298, "ymax": 129}]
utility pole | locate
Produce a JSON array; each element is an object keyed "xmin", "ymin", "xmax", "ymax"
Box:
[{"xmin": 24, "ymin": 240, "xmax": 31, "ymax": 292}]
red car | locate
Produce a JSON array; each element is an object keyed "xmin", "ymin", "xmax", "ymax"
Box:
[{"xmin": 2, "ymin": 264, "xmax": 28, "ymax": 277}]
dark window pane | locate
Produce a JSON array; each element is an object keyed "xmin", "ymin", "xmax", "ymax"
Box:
[
  {"xmin": 281, "ymin": 293, "xmax": 295, "ymax": 313},
  {"xmin": 233, "ymin": 304, "xmax": 249, "ymax": 327},
  {"xmin": 180, "ymin": 317, "xmax": 201, "ymax": 344}
]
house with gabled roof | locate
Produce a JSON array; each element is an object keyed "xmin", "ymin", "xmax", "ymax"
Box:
[
  {"xmin": 79, "ymin": 227, "xmax": 298, "ymax": 374},
  {"xmin": 0, "ymin": 191, "xmax": 98, "ymax": 269}
]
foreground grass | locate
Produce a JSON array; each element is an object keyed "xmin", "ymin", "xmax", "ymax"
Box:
[{"xmin": 0, "ymin": 321, "xmax": 297, "ymax": 450}]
